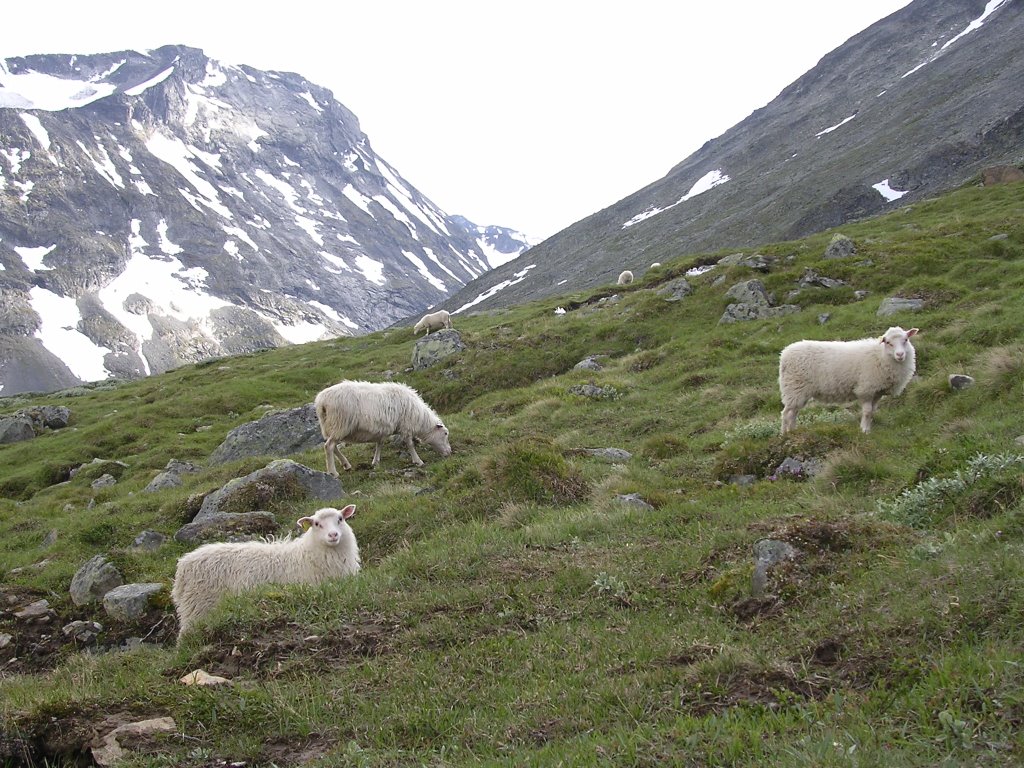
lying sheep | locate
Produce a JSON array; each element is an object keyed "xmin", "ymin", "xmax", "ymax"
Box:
[
  {"xmin": 779, "ymin": 326, "xmax": 919, "ymax": 434},
  {"xmin": 413, "ymin": 309, "xmax": 452, "ymax": 336},
  {"xmin": 315, "ymin": 380, "xmax": 451, "ymax": 474},
  {"xmin": 171, "ymin": 505, "xmax": 360, "ymax": 640},
  {"xmin": 617, "ymin": 270, "xmax": 634, "ymax": 285}
]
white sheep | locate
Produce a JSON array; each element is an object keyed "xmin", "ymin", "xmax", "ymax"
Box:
[
  {"xmin": 171, "ymin": 505, "xmax": 360, "ymax": 640},
  {"xmin": 413, "ymin": 309, "xmax": 452, "ymax": 336},
  {"xmin": 779, "ymin": 326, "xmax": 919, "ymax": 434},
  {"xmin": 315, "ymin": 380, "xmax": 452, "ymax": 474},
  {"xmin": 617, "ymin": 270, "xmax": 634, "ymax": 285},
  {"xmin": 650, "ymin": 262, "xmax": 662, "ymax": 268}
]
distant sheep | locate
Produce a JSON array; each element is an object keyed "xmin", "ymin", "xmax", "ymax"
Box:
[
  {"xmin": 171, "ymin": 505, "xmax": 360, "ymax": 640},
  {"xmin": 617, "ymin": 270, "xmax": 634, "ymax": 285},
  {"xmin": 413, "ymin": 309, "xmax": 452, "ymax": 335},
  {"xmin": 779, "ymin": 326, "xmax": 919, "ymax": 434},
  {"xmin": 650, "ymin": 262, "xmax": 662, "ymax": 268},
  {"xmin": 315, "ymin": 380, "xmax": 451, "ymax": 474}
]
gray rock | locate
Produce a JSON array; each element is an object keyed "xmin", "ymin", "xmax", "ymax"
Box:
[
  {"xmin": 799, "ymin": 268, "xmax": 847, "ymax": 290},
  {"xmin": 42, "ymin": 529, "xmax": 59, "ymax": 547},
  {"xmin": 70, "ymin": 555, "xmax": 124, "ymax": 606},
  {"xmin": 568, "ymin": 383, "xmax": 619, "ymax": 400},
  {"xmin": 0, "ymin": 633, "xmax": 12, "ymax": 648},
  {"xmin": 824, "ymin": 233, "xmax": 856, "ymax": 259},
  {"xmin": 818, "ymin": 313, "xmax": 831, "ymax": 325},
  {"xmin": 581, "ymin": 448, "xmax": 632, "ymax": 462},
  {"xmin": 26, "ymin": 405, "xmax": 71, "ymax": 430},
  {"xmin": 63, "ymin": 620, "xmax": 103, "ymax": 644},
  {"xmin": 143, "ymin": 459, "xmax": 201, "ymax": 492},
  {"xmin": 719, "ymin": 253, "xmax": 770, "ymax": 271},
  {"xmin": 209, "ymin": 404, "xmax": 322, "ymax": 465},
  {"xmin": 174, "ymin": 511, "xmax": 279, "ymax": 543},
  {"xmin": 725, "ymin": 279, "xmax": 772, "ymax": 306},
  {"xmin": 131, "ymin": 530, "xmax": 168, "ymax": 551},
  {"xmin": 574, "ymin": 356, "xmax": 605, "ymax": 371},
  {"xmin": 196, "ymin": 459, "xmax": 342, "ymax": 520},
  {"xmin": 13, "ymin": 599, "xmax": 52, "ymax": 620},
  {"xmin": 877, "ymin": 297, "xmax": 925, "ymax": 316},
  {"xmin": 854, "ymin": 290, "xmax": 871, "ymax": 300},
  {"xmin": 102, "ymin": 583, "xmax": 166, "ymax": 621},
  {"xmin": 772, "ymin": 456, "xmax": 822, "ymax": 479},
  {"xmin": 71, "ymin": 458, "xmax": 129, "ymax": 478},
  {"xmin": 948, "ymin": 374, "xmax": 975, "ymax": 391},
  {"xmin": 751, "ymin": 539, "xmax": 799, "ymax": 597},
  {"xmin": 1015, "ymin": 435, "xmax": 1024, "ymax": 447},
  {"xmin": 728, "ymin": 474, "xmax": 758, "ymax": 487},
  {"xmin": 656, "ymin": 277, "xmax": 693, "ymax": 301},
  {"xmin": 91, "ymin": 473, "xmax": 117, "ymax": 489},
  {"xmin": 719, "ymin": 303, "xmax": 800, "ymax": 324},
  {"xmin": 412, "ymin": 329, "xmax": 466, "ymax": 371},
  {"xmin": 0, "ymin": 414, "xmax": 35, "ymax": 444},
  {"xmin": 616, "ymin": 493, "xmax": 654, "ymax": 510}
]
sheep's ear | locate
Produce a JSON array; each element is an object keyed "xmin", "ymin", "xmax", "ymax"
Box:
[
  {"xmin": 297, "ymin": 516, "xmax": 314, "ymax": 530},
  {"xmin": 907, "ymin": 328, "xmax": 919, "ymax": 337},
  {"xmin": 341, "ymin": 504, "xmax": 356, "ymax": 520},
  {"xmin": 435, "ymin": 423, "xmax": 445, "ymax": 430}
]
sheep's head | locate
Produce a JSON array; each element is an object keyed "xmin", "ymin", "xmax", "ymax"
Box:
[
  {"xmin": 297, "ymin": 505, "xmax": 356, "ymax": 547},
  {"xmin": 424, "ymin": 423, "xmax": 452, "ymax": 457},
  {"xmin": 880, "ymin": 326, "xmax": 919, "ymax": 363}
]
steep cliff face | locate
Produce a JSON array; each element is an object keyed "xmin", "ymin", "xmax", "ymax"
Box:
[
  {"xmin": 446, "ymin": 0, "xmax": 1024, "ymax": 313},
  {"xmin": 0, "ymin": 46, "xmax": 531, "ymax": 395}
]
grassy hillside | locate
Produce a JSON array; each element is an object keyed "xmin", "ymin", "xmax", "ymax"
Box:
[{"xmin": 1, "ymin": 181, "xmax": 1023, "ymax": 767}]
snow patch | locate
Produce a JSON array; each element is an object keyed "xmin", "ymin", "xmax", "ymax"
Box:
[
  {"xmin": 454, "ymin": 264, "xmax": 537, "ymax": 314},
  {"xmin": 15, "ymin": 244, "xmax": 56, "ymax": 271},
  {"xmin": 354, "ymin": 255, "xmax": 386, "ymax": 285},
  {"xmin": 124, "ymin": 65, "xmax": 175, "ymax": 96},
  {"xmin": 623, "ymin": 170, "xmax": 731, "ymax": 229},
  {"xmin": 29, "ymin": 286, "xmax": 111, "ymax": 382},
  {"xmin": 815, "ymin": 114, "xmax": 856, "ymax": 137},
  {"xmin": 872, "ymin": 179, "xmax": 909, "ymax": 202}
]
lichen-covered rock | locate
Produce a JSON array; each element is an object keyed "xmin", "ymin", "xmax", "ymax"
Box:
[
  {"xmin": 824, "ymin": 233, "xmax": 857, "ymax": 259},
  {"xmin": 196, "ymin": 459, "xmax": 342, "ymax": 521},
  {"xmin": 412, "ymin": 329, "xmax": 466, "ymax": 370},
  {"xmin": 70, "ymin": 555, "xmax": 124, "ymax": 606},
  {"xmin": 877, "ymin": 296, "xmax": 925, "ymax": 316},
  {"xmin": 102, "ymin": 583, "xmax": 166, "ymax": 621},
  {"xmin": 174, "ymin": 511, "xmax": 279, "ymax": 543},
  {"xmin": 208, "ymin": 404, "xmax": 322, "ymax": 465}
]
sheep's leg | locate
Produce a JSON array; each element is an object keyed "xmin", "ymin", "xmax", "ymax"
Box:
[
  {"xmin": 371, "ymin": 440, "xmax": 383, "ymax": 468},
  {"xmin": 329, "ymin": 442, "xmax": 354, "ymax": 473},
  {"xmin": 405, "ymin": 435, "xmax": 425, "ymax": 466},
  {"xmin": 781, "ymin": 403, "xmax": 799, "ymax": 435},
  {"xmin": 323, "ymin": 439, "xmax": 339, "ymax": 477},
  {"xmin": 859, "ymin": 399, "xmax": 875, "ymax": 433}
]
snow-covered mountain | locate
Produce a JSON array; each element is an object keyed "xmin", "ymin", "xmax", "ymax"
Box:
[
  {"xmin": 446, "ymin": 0, "xmax": 1024, "ymax": 313},
  {"xmin": 0, "ymin": 46, "xmax": 533, "ymax": 395}
]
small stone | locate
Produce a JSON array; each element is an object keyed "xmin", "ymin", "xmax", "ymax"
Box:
[
  {"xmin": 616, "ymin": 493, "xmax": 654, "ymax": 510},
  {"xmin": 574, "ymin": 356, "xmax": 605, "ymax": 372},
  {"xmin": 0, "ymin": 633, "xmax": 12, "ymax": 648},
  {"xmin": 727, "ymin": 474, "xmax": 757, "ymax": 487},
  {"xmin": 91, "ymin": 473, "xmax": 117, "ymax": 489},
  {"xmin": 581, "ymin": 448, "xmax": 632, "ymax": 462},
  {"xmin": 131, "ymin": 530, "xmax": 168, "ymax": 551},
  {"xmin": 948, "ymin": 374, "xmax": 975, "ymax": 391},
  {"xmin": 817, "ymin": 313, "xmax": 831, "ymax": 325},
  {"xmin": 14, "ymin": 599, "xmax": 51, "ymax": 619},
  {"xmin": 103, "ymin": 583, "xmax": 165, "ymax": 621},
  {"xmin": 180, "ymin": 669, "xmax": 233, "ymax": 686},
  {"xmin": 877, "ymin": 297, "xmax": 925, "ymax": 316}
]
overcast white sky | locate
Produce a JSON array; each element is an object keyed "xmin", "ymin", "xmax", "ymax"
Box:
[{"xmin": 2, "ymin": 1, "xmax": 913, "ymax": 241}]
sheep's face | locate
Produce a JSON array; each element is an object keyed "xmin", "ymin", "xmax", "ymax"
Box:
[
  {"xmin": 881, "ymin": 326, "xmax": 919, "ymax": 363},
  {"xmin": 298, "ymin": 505, "xmax": 356, "ymax": 547},
  {"xmin": 424, "ymin": 423, "xmax": 452, "ymax": 457}
]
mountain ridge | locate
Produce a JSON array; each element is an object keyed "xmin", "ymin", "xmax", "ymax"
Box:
[{"xmin": 0, "ymin": 45, "xmax": 531, "ymax": 395}]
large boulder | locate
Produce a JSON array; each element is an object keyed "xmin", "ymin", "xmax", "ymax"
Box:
[
  {"xmin": 208, "ymin": 404, "xmax": 323, "ymax": 465},
  {"xmin": 143, "ymin": 459, "xmax": 201, "ymax": 492},
  {"xmin": 412, "ymin": 329, "xmax": 466, "ymax": 370},
  {"xmin": 719, "ymin": 281, "xmax": 800, "ymax": 324},
  {"xmin": 174, "ymin": 511, "xmax": 279, "ymax": 543},
  {"xmin": 196, "ymin": 459, "xmax": 343, "ymax": 521},
  {"xmin": 70, "ymin": 555, "xmax": 124, "ymax": 606},
  {"xmin": 102, "ymin": 583, "xmax": 166, "ymax": 621},
  {"xmin": 0, "ymin": 414, "xmax": 35, "ymax": 444},
  {"xmin": 824, "ymin": 233, "xmax": 857, "ymax": 259}
]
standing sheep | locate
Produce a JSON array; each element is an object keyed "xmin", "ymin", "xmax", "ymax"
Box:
[
  {"xmin": 413, "ymin": 309, "xmax": 452, "ymax": 335},
  {"xmin": 779, "ymin": 326, "xmax": 919, "ymax": 434},
  {"xmin": 171, "ymin": 505, "xmax": 360, "ymax": 640},
  {"xmin": 315, "ymin": 380, "xmax": 452, "ymax": 474},
  {"xmin": 617, "ymin": 270, "xmax": 634, "ymax": 285}
]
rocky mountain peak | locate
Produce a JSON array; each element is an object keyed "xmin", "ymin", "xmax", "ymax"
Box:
[{"xmin": 0, "ymin": 45, "xmax": 530, "ymax": 395}]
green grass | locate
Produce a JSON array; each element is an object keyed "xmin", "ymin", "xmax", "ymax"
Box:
[{"xmin": 2, "ymin": 181, "xmax": 1024, "ymax": 766}]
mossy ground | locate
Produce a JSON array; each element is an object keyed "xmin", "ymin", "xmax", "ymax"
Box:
[{"xmin": 2, "ymin": 181, "xmax": 1024, "ymax": 766}]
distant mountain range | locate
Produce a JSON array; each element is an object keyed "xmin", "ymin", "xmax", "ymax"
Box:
[
  {"xmin": 0, "ymin": 47, "xmax": 533, "ymax": 395},
  {"xmin": 445, "ymin": 0, "xmax": 1024, "ymax": 313}
]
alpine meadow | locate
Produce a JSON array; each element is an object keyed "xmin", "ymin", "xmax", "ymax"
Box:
[{"xmin": 2, "ymin": 178, "xmax": 1024, "ymax": 766}]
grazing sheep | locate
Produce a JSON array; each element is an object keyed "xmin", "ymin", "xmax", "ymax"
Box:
[
  {"xmin": 779, "ymin": 326, "xmax": 919, "ymax": 434},
  {"xmin": 171, "ymin": 505, "xmax": 360, "ymax": 640},
  {"xmin": 650, "ymin": 262, "xmax": 662, "ymax": 268},
  {"xmin": 413, "ymin": 309, "xmax": 452, "ymax": 336},
  {"xmin": 617, "ymin": 270, "xmax": 634, "ymax": 285},
  {"xmin": 315, "ymin": 380, "xmax": 451, "ymax": 474}
]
